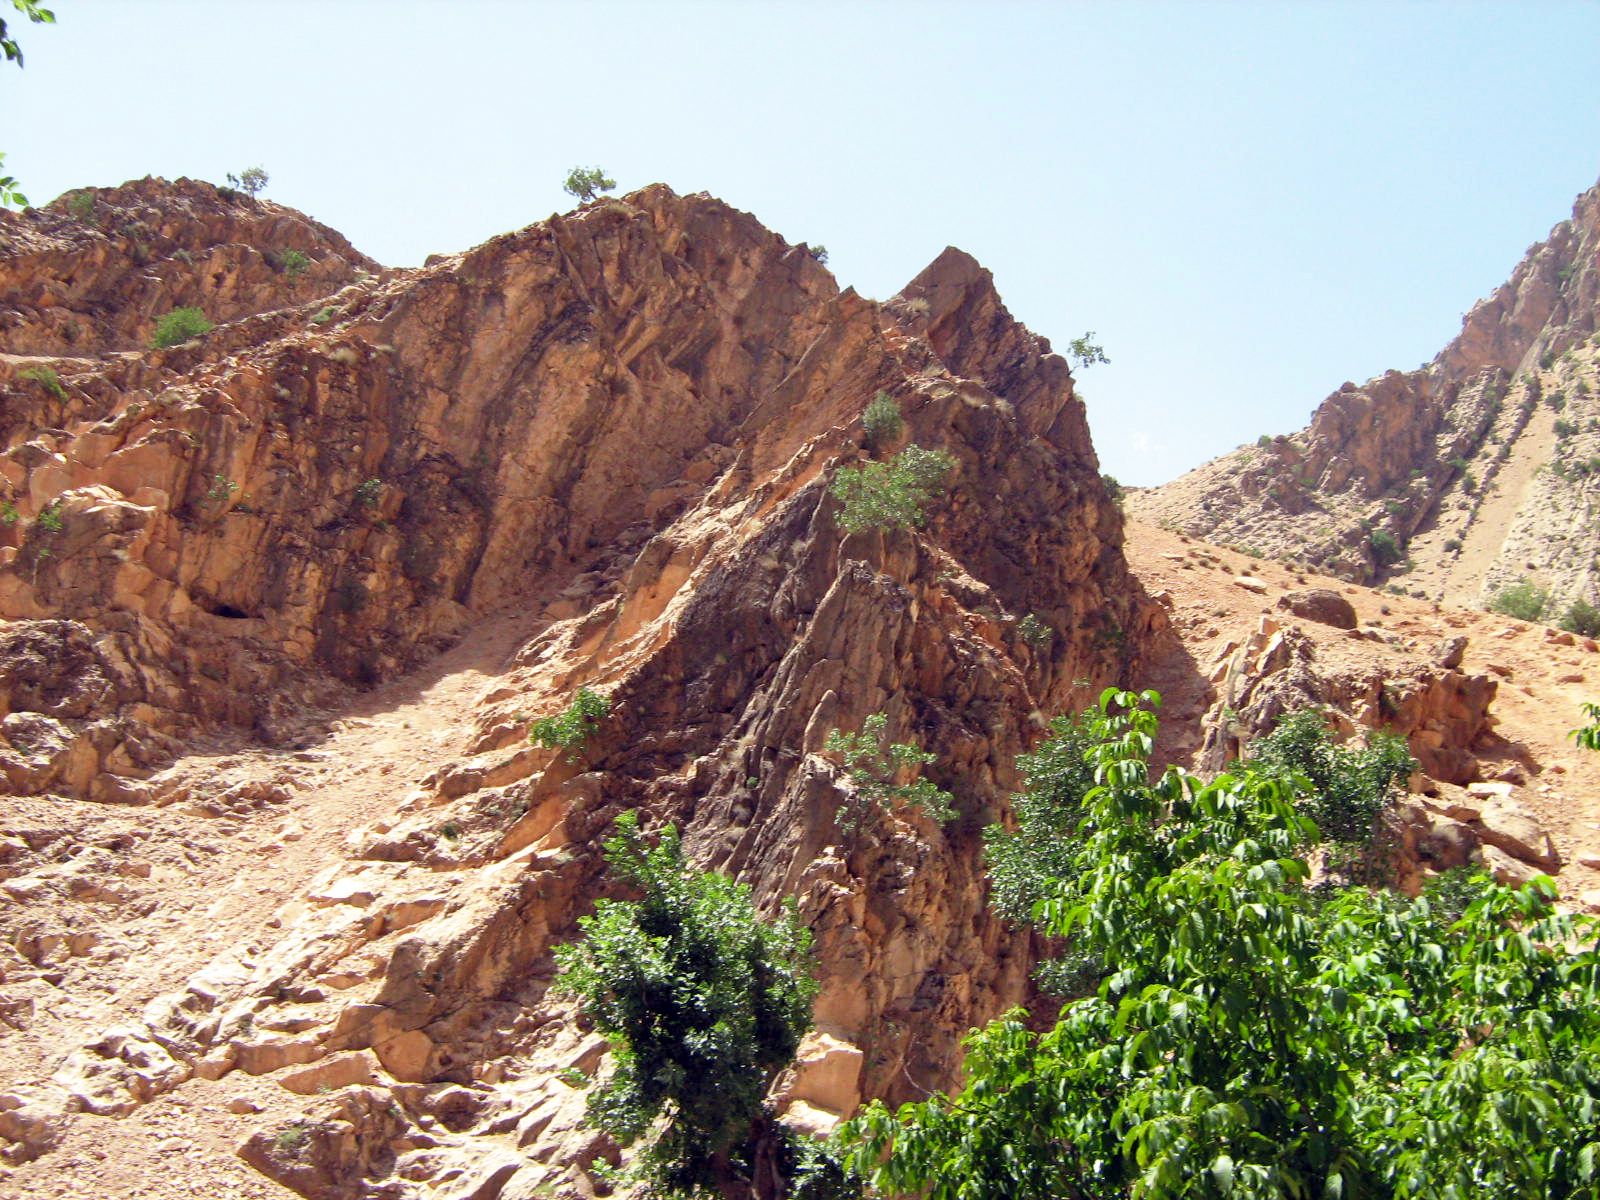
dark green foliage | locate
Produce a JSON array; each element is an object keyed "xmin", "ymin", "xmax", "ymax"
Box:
[
  {"xmin": 1, "ymin": 1, "xmax": 53, "ymax": 68},
  {"xmin": 1442, "ymin": 537, "xmax": 1461, "ymax": 553},
  {"xmin": 861, "ymin": 392, "xmax": 902, "ymax": 451},
  {"xmin": 808, "ymin": 244, "xmax": 828, "ymax": 265},
  {"xmin": 528, "ymin": 686, "xmax": 610, "ymax": 760},
  {"xmin": 830, "ymin": 444, "xmax": 954, "ymax": 534},
  {"xmin": 562, "ymin": 165, "xmax": 616, "ymax": 203},
  {"xmin": 17, "ymin": 365, "xmax": 64, "ymax": 399},
  {"xmin": 554, "ymin": 811, "xmax": 817, "ymax": 1196},
  {"xmin": 354, "ymin": 477, "xmax": 382, "ymax": 509},
  {"xmin": 1100, "ymin": 472, "xmax": 1124, "ymax": 503},
  {"xmin": 1067, "ymin": 332, "xmax": 1109, "ymax": 370},
  {"xmin": 1489, "ymin": 577, "xmax": 1549, "ymax": 622},
  {"xmin": 983, "ymin": 711, "xmax": 1101, "ymax": 994},
  {"xmin": 1368, "ymin": 528, "xmax": 1401, "ymax": 566},
  {"xmin": 310, "ymin": 305, "xmax": 336, "ymax": 326},
  {"xmin": 824, "ymin": 713, "xmax": 955, "ymax": 836},
  {"xmin": 1249, "ymin": 708, "xmax": 1414, "ymax": 876},
  {"xmin": 150, "ymin": 307, "xmax": 213, "ymax": 349},
  {"xmin": 1557, "ymin": 418, "xmax": 1580, "ymax": 439},
  {"xmin": 35, "ymin": 499, "xmax": 62, "ymax": 533},
  {"xmin": 1562, "ymin": 598, "xmax": 1600, "ymax": 638},
  {"xmin": 846, "ymin": 688, "xmax": 1600, "ymax": 1200}
]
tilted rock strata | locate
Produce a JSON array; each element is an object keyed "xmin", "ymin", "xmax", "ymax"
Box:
[{"xmin": 0, "ymin": 182, "xmax": 1162, "ymax": 1195}]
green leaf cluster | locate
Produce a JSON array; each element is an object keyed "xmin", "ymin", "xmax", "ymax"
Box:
[
  {"xmin": 848, "ymin": 688, "xmax": 1600, "ymax": 1199},
  {"xmin": 528, "ymin": 686, "xmax": 610, "ymax": 760},
  {"xmin": 554, "ymin": 811, "xmax": 818, "ymax": 1196},
  {"xmin": 830, "ymin": 444, "xmax": 954, "ymax": 535},
  {"xmin": 824, "ymin": 712, "xmax": 956, "ymax": 837}
]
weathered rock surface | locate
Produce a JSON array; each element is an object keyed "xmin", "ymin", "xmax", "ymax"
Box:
[{"xmin": 0, "ymin": 181, "xmax": 1162, "ymax": 1197}]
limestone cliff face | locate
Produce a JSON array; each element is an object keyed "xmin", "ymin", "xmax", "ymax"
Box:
[
  {"xmin": 1132, "ymin": 177, "xmax": 1600, "ymax": 606},
  {"xmin": 0, "ymin": 182, "xmax": 1162, "ymax": 1194}
]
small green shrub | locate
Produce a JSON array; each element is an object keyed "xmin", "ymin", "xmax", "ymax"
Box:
[
  {"xmin": 17, "ymin": 365, "xmax": 65, "ymax": 399},
  {"xmin": 861, "ymin": 391, "xmax": 902, "ymax": 451},
  {"xmin": 310, "ymin": 305, "xmax": 336, "ymax": 326},
  {"xmin": 354, "ymin": 477, "xmax": 382, "ymax": 509},
  {"xmin": 1448, "ymin": 455, "xmax": 1471, "ymax": 472},
  {"xmin": 1016, "ymin": 612, "xmax": 1054, "ymax": 647},
  {"xmin": 831, "ymin": 444, "xmax": 954, "ymax": 534},
  {"xmin": 150, "ymin": 307, "xmax": 213, "ymax": 349},
  {"xmin": 206, "ymin": 475, "xmax": 238, "ymax": 505},
  {"xmin": 1488, "ymin": 578, "xmax": 1548, "ymax": 622},
  {"xmin": 0, "ymin": 500, "xmax": 18, "ymax": 526},
  {"xmin": 35, "ymin": 500, "xmax": 63, "ymax": 534},
  {"xmin": 529, "ymin": 686, "xmax": 611, "ymax": 760},
  {"xmin": 1257, "ymin": 434, "xmax": 1273, "ymax": 448},
  {"xmin": 1556, "ymin": 418, "xmax": 1579, "ymax": 439},
  {"xmin": 272, "ymin": 1121, "xmax": 313, "ymax": 1154},
  {"xmin": 1443, "ymin": 537, "xmax": 1462, "ymax": 553},
  {"xmin": 1368, "ymin": 528, "xmax": 1402, "ymax": 566},
  {"xmin": 274, "ymin": 248, "xmax": 309, "ymax": 278},
  {"xmin": 66, "ymin": 190, "xmax": 97, "ymax": 223},
  {"xmin": 1100, "ymin": 472, "xmax": 1124, "ymax": 503},
  {"xmin": 1560, "ymin": 598, "xmax": 1600, "ymax": 638},
  {"xmin": 808, "ymin": 243, "xmax": 829, "ymax": 265},
  {"xmin": 824, "ymin": 713, "xmax": 956, "ymax": 836}
]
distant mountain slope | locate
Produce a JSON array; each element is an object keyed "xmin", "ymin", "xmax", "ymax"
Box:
[{"xmin": 1131, "ymin": 177, "xmax": 1600, "ymax": 618}]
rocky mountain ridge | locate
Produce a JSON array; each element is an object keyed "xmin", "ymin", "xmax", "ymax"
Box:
[
  {"xmin": 3, "ymin": 177, "xmax": 1596, "ymax": 1200},
  {"xmin": 0, "ymin": 178, "xmax": 1161, "ymax": 1196},
  {"xmin": 1132, "ymin": 176, "xmax": 1600, "ymax": 615}
]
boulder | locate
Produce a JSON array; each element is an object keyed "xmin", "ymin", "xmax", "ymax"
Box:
[{"xmin": 1276, "ymin": 588, "xmax": 1358, "ymax": 630}]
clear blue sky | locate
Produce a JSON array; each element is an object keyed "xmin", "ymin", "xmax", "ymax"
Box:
[{"xmin": 7, "ymin": 1, "xmax": 1600, "ymax": 485}]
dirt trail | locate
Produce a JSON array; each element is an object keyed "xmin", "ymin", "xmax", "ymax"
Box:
[{"xmin": 1, "ymin": 610, "xmax": 537, "ymax": 1198}]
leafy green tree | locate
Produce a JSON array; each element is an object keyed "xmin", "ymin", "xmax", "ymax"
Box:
[
  {"xmin": 563, "ymin": 165, "xmax": 616, "ymax": 203},
  {"xmin": 1067, "ymin": 331, "xmax": 1109, "ymax": 370},
  {"xmin": 830, "ymin": 444, "xmax": 954, "ymax": 534},
  {"xmin": 847, "ymin": 688, "xmax": 1600, "ymax": 1200},
  {"xmin": 823, "ymin": 713, "xmax": 955, "ymax": 837},
  {"xmin": 554, "ymin": 811, "xmax": 817, "ymax": 1196}
]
